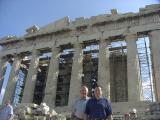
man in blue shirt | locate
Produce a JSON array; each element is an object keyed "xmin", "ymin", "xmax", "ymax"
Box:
[{"xmin": 84, "ymin": 86, "xmax": 113, "ymax": 120}]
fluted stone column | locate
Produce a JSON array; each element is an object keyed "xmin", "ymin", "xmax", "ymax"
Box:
[
  {"xmin": 68, "ymin": 43, "xmax": 83, "ymax": 106},
  {"xmin": 126, "ymin": 34, "xmax": 141, "ymax": 102},
  {"xmin": 43, "ymin": 47, "xmax": 60, "ymax": 107},
  {"xmin": 22, "ymin": 49, "xmax": 39, "ymax": 103},
  {"xmin": 3, "ymin": 55, "xmax": 21, "ymax": 103},
  {"xmin": 98, "ymin": 39, "xmax": 110, "ymax": 99},
  {"xmin": 0, "ymin": 57, "xmax": 7, "ymax": 93},
  {"xmin": 149, "ymin": 30, "xmax": 160, "ymax": 101}
]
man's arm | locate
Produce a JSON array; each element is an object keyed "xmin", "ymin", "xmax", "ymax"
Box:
[
  {"xmin": 71, "ymin": 112, "xmax": 75, "ymax": 119},
  {"xmin": 8, "ymin": 114, "xmax": 13, "ymax": 120},
  {"xmin": 105, "ymin": 99, "xmax": 113, "ymax": 120},
  {"xmin": 8, "ymin": 105, "xmax": 14, "ymax": 120},
  {"xmin": 84, "ymin": 113, "xmax": 88, "ymax": 120},
  {"xmin": 107, "ymin": 115, "xmax": 113, "ymax": 120},
  {"xmin": 71, "ymin": 102, "xmax": 76, "ymax": 119}
]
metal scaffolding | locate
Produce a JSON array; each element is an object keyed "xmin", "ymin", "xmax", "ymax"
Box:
[
  {"xmin": 83, "ymin": 42, "xmax": 99, "ymax": 97},
  {"xmin": 109, "ymin": 40, "xmax": 128, "ymax": 102},
  {"xmin": 55, "ymin": 46, "xmax": 74, "ymax": 106},
  {"xmin": 136, "ymin": 37, "xmax": 155, "ymax": 101}
]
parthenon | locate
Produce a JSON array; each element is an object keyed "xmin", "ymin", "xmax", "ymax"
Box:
[{"xmin": 0, "ymin": 4, "xmax": 160, "ymax": 114}]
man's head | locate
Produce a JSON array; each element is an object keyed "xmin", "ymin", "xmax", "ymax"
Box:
[
  {"xmin": 124, "ymin": 113, "xmax": 130, "ymax": 120},
  {"xmin": 94, "ymin": 86, "xmax": 103, "ymax": 99},
  {"xmin": 80, "ymin": 85, "xmax": 88, "ymax": 98},
  {"xmin": 5, "ymin": 100, "xmax": 11, "ymax": 106},
  {"xmin": 129, "ymin": 108, "xmax": 137, "ymax": 118}
]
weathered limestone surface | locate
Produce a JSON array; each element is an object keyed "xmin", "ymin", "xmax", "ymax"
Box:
[
  {"xmin": 141, "ymin": 102, "xmax": 160, "ymax": 120},
  {"xmin": 43, "ymin": 47, "xmax": 60, "ymax": 107},
  {"xmin": 0, "ymin": 57, "xmax": 7, "ymax": 93},
  {"xmin": 149, "ymin": 30, "xmax": 160, "ymax": 102},
  {"xmin": 22, "ymin": 48, "xmax": 40, "ymax": 103},
  {"xmin": 13, "ymin": 103, "xmax": 68, "ymax": 120},
  {"xmin": 11, "ymin": 102, "xmax": 160, "ymax": 120},
  {"xmin": 125, "ymin": 34, "xmax": 141, "ymax": 102},
  {"xmin": 68, "ymin": 43, "xmax": 83, "ymax": 106},
  {"xmin": 98, "ymin": 39, "xmax": 110, "ymax": 99}
]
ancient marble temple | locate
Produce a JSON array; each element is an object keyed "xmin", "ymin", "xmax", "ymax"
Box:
[{"xmin": 0, "ymin": 4, "xmax": 160, "ymax": 113}]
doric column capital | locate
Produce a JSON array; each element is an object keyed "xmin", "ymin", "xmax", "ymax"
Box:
[
  {"xmin": 97, "ymin": 37, "xmax": 110, "ymax": 45},
  {"xmin": 148, "ymin": 30, "xmax": 160, "ymax": 36},
  {"xmin": 73, "ymin": 43, "xmax": 83, "ymax": 49},
  {"xmin": 125, "ymin": 34, "xmax": 137, "ymax": 41}
]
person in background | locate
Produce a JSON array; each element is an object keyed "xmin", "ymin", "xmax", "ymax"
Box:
[
  {"xmin": 124, "ymin": 113, "xmax": 130, "ymax": 120},
  {"xmin": 0, "ymin": 100, "xmax": 14, "ymax": 120},
  {"xmin": 72, "ymin": 85, "xmax": 90, "ymax": 120},
  {"xmin": 84, "ymin": 85, "xmax": 113, "ymax": 120},
  {"xmin": 129, "ymin": 108, "xmax": 138, "ymax": 120}
]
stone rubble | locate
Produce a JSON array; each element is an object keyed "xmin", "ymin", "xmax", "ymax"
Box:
[
  {"xmin": 141, "ymin": 102, "xmax": 160, "ymax": 120},
  {"xmin": 7, "ymin": 102, "xmax": 160, "ymax": 120},
  {"xmin": 13, "ymin": 103, "xmax": 67, "ymax": 120},
  {"xmin": 113, "ymin": 102, "xmax": 160, "ymax": 120}
]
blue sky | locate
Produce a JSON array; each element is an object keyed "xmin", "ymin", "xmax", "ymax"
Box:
[
  {"xmin": 0, "ymin": 0, "xmax": 159, "ymax": 38},
  {"xmin": 0, "ymin": 0, "xmax": 159, "ymax": 104}
]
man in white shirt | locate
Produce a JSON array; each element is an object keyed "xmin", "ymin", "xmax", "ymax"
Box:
[
  {"xmin": 0, "ymin": 100, "xmax": 14, "ymax": 120},
  {"xmin": 72, "ymin": 86, "xmax": 90, "ymax": 120}
]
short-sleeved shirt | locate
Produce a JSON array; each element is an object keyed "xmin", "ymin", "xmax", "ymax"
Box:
[
  {"xmin": 0, "ymin": 105, "xmax": 14, "ymax": 120},
  {"xmin": 85, "ymin": 97, "xmax": 112, "ymax": 119},
  {"xmin": 72, "ymin": 97, "xmax": 90, "ymax": 119}
]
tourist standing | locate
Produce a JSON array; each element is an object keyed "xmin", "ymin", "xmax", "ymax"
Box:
[
  {"xmin": 84, "ymin": 86, "xmax": 113, "ymax": 120},
  {"xmin": 72, "ymin": 86, "xmax": 90, "ymax": 120},
  {"xmin": 0, "ymin": 100, "xmax": 14, "ymax": 120}
]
